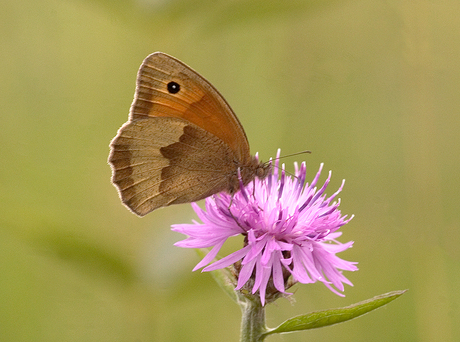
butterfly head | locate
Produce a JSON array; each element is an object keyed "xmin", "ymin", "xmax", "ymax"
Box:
[{"xmin": 227, "ymin": 156, "xmax": 272, "ymax": 194}]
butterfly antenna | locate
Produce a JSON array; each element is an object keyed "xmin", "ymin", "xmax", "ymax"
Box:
[
  {"xmin": 263, "ymin": 150, "xmax": 312, "ymax": 178},
  {"xmin": 262, "ymin": 150, "xmax": 311, "ymax": 167},
  {"xmin": 274, "ymin": 150, "xmax": 311, "ymax": 161}
]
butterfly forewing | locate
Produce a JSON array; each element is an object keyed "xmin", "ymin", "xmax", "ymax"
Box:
[{"xmin": 130, "ymin": 52, "xmax": 251, "ymax": 161}]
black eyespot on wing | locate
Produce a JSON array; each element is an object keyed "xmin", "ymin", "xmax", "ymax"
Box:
[{"xmin": 167, "ymin": 81, "xmax": 180, "ymax": 94}]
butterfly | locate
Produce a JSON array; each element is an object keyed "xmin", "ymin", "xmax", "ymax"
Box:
[{"xmin": 108, "ymin": 52, "xmax": 271, "ymax": 216}]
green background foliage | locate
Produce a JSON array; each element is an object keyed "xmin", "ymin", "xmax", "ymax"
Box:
[{"xmin": 1, "ymin": 0, "xmax": 459, "ymax": 341}]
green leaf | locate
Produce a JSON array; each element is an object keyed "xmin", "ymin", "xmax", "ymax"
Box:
[{"xmin": 263, "ymin": 290, "xmax": 407, "ymax": 336}]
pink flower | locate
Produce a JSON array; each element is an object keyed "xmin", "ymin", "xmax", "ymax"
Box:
[{"xmin": 172, "ymin": 151, "xmax": 358, "ymax": 305}]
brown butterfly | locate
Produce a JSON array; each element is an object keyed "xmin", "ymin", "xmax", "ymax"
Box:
[{"xmin": 108, "ymin": 52, "xmax": 271, "ymax": 216}]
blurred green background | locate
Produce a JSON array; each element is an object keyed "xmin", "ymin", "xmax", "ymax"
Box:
[{"xmin": 1, "ymin": 0, "xmax": 459, "ymax": 341}]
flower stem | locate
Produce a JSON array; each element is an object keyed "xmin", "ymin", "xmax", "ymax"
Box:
[{"xmin": 239, "ymin": 299, "xmax": 267, "ymax": 342}]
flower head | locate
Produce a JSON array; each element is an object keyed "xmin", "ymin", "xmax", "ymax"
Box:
[{"xmin": 172, "ymin": 151, "xmax": 358, "ymax": 305}]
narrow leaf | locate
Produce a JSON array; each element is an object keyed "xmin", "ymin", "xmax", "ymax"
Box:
[{"xmin": 264, "ymin": 290, "xmax": 407, "ymax": 336}]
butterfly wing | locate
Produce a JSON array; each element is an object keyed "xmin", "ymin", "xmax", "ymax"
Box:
[
  {"xmin": 109, "ymin": 117, "xmax": 238, "ymax": 216},
  {"xmin": 129, "ymin": 52, "xmax": 251, "ymax": 161}
]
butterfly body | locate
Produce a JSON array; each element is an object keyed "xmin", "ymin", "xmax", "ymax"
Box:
[{"xmin": 109, "ymin": 52, "xmax": 270, "ymax": 216}]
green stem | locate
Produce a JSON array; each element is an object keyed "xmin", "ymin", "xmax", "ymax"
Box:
[{"xmin": 239, "ymin": 299, "xmax": 267, "ymax": 342}]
